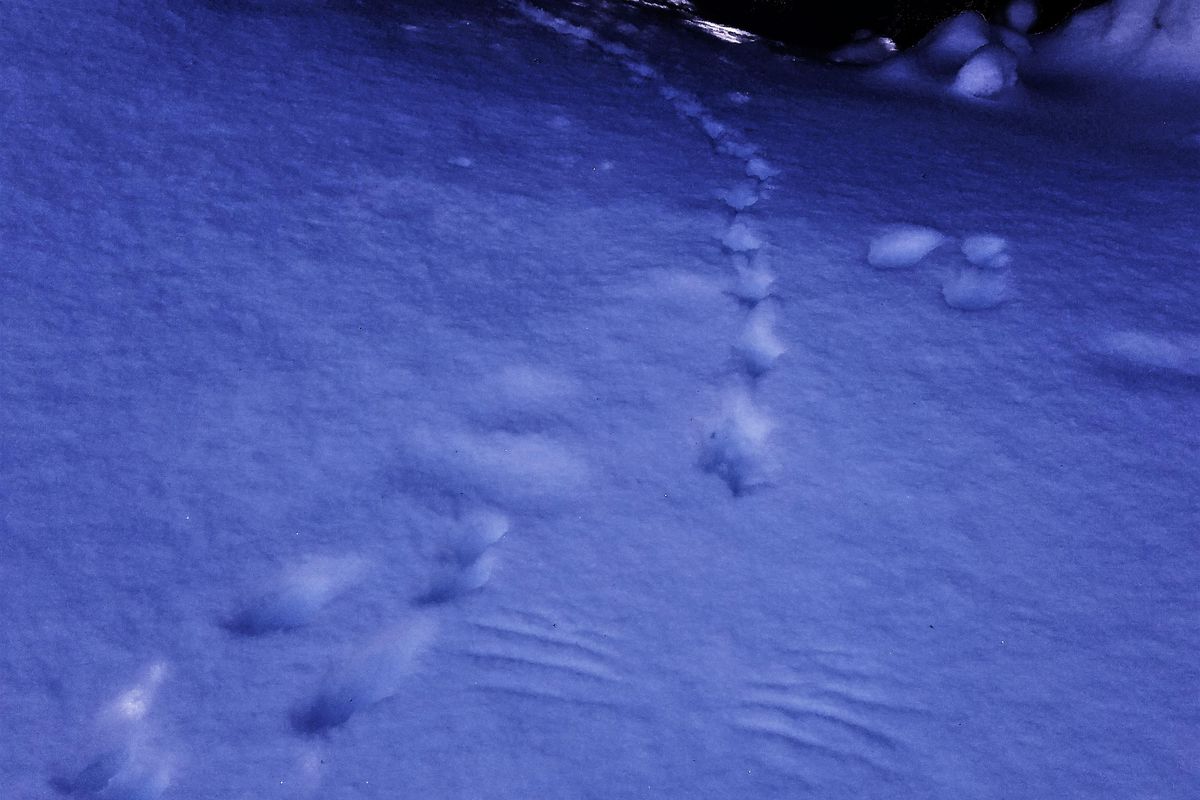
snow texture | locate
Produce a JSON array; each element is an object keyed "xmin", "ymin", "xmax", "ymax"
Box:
[{"xmin": 2, "ymin": 0, "xmax": 1197, "ymax": 798}]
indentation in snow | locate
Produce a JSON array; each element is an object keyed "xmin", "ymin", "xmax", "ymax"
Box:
[{"xmin": 942, "ymin": 267, "xmax": 1009, "ymax": 310}]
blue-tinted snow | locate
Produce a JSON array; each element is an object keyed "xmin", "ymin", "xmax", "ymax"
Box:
[{"xmin": 1, "ymin": 1, "xmax": 1197, "ymax": 798}]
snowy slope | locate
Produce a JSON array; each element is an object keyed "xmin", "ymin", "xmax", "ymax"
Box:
[{"xmin": 1, "ymin": 1, "xmax": 1197, "ymax": 799}]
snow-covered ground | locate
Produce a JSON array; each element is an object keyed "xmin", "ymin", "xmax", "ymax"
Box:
[{"xmin": 2, "ymin": 1, "xmax": 1197, "ymax": 798}]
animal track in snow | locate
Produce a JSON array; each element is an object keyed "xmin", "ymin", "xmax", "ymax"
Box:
[
  {"xmin": 54, "ymin": 663, "xmax": 172, "ymax": 799},
  {"xmin": 517, "ymin": 1, "xmax": 784, "ymax": 496},
  {"xmin": 730, "ymin": 252, "xmax": 777, "ymax": 305},
  {"xmin": 292, "ymin": 614, "xmax": 439, "ymax": 733},
  {"xmin": 417, "ymin": 508, "xmax": 510, "ymax": 605},
  {"xmin": 699, "ymin": 389, "xmax": 775, "ymax": 496},
  {"xmin": 722, "ymin": 218, "xmax": 764, "ymax": 253},
  {"xmin": 224, "ymin": 555, "xmax": 365, "ymax": 636},
  {"xmin": 721, "ymin": 180, "xmax": 760, "ymax": 211},
  {"xmin": 734, "ymin": 301, "xmax": 786, "ymax": 378},
  {"xmin": 942, "ymin": 266, "xmax": 1009, "ymax": 310}
]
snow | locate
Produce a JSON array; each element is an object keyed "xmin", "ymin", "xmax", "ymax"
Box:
[
  {"xmin": 2, "ymin": 0, "xmax": 1198, "ymax": 798},
  {"xmin": 941, "ymin": 266, "xmax": 1010, "ymax": 310},
  {"xmin": 916, "ymin": 11, "xmax": 994, "ymax": 75},
  {"xmin": 1035, "ymin": 0, "xmax": 1200, "ymax": 80},
  {"xmin": 830, "ymin": 35, "xmax": 898, "ymax": 66},
  {"xmin": 1006, "ymin": 0, "xmax": 1039, "ymax": 33},
  {"xmin": 962, "ymin": 234, "xmax": 1012, "ymax": 268},
  {"xmin": 867, "ymin": 224, "xmax": 948, "ymax": 268},
  {"xmin": 953, "ymin": 43, "xmax": 1020, "ymax": 97}
]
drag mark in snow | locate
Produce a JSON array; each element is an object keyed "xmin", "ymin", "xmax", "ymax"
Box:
[
  {"xmin": 515, "ymin": 0, "xmax": 785, "ymax": 496},
  {"xmin": 732, "ymin": 657, "xmax": 921, "ymax": 781},
  {"xmin": 459, "ymin": 608, "xmax": 629, "ymax": 710}
]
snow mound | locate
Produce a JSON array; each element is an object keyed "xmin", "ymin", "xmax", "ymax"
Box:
[
  {"xmin": 1036, "ymin": 0, "xmax": 1200, "ymax": 81},
  {"xmin": 225, "ymin": 555, "xmax": 365, "ymax": 635},
  {"xmin": 831, "ymin": 34, "xmax": 898, "ymax": 65},
  {"xmin": 962, "ymin": 234, "xmax": 1012, "ymax": 268},
  {"xmin": 867, "ymin": 225, "xmax": 947, "ymax": 269},
  {"xmin": 942, "ymin": 267, "xmax": 1009, "ymax": 310},
  {"xmin": 953, "ymin": 44, "xmax": 1020, "ymax": 97},
  {"xmin": 293, "ymin": 615, "xmax": 438, "ymax": 733},
  {"xmin": 1007, "ymin": 0, "xmax": 1039, "ymax": 33},
  {"xmin": 918, "ymin": 12, "xmax": 994, "ymax": 75}
]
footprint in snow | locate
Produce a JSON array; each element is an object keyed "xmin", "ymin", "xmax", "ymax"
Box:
[
  {"xmin": 223, "ymin": 555, "xmax": 365, "ymax": 636},
  {"xmin": 53, "ymin": 664, "xmax": 172, "ymax": 799},
  {"xmin": 734, "ymin": 301, "xmax": 786, "ymax": 378},
  {"xmin": 942, "ymin": 267, "xmax": 1009, "ymax": 310},
  {"xmin": 698, "ymin": 389, "xmax": 775, "ymax": 496},
  {"xmin": 730, "ymin": 251, "xmax": 776, "ymax": 305},
  {"xmin": 416, "ymin": 508, "xmax": 510, "ymax": 606},
  {"xmin": 292, "ymin": 614, "xmax": 439, "ymax": 733}
]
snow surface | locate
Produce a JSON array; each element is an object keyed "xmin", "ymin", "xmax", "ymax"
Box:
[
  {"xmin": 2, "ymin": 0, "xmax": 1198, "ymax": 798},
  {"xmin": 1036, "ymin": 0, "xmax": 1200, "ymax": 80}
]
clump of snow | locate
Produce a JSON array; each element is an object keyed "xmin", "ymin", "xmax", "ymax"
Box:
[
  {"xmin": 734, "ymin": 302, "xmax": 786, "ymax": 377},
  {"xmin": 698, "ymin": 390, "xmax": 774, "ymax": 496},
  {"xmin": 727, "ymin": 91, "xmax": 751, "ymax": 104},
  {"xmin": 867, "ymin": 225, "xmax": 947, "ymax": 269},
  {"xmin": 293, "ymin": 615, "xmax": 438, "ymax": 733},
  {"xmin": 953, "ymin": 44, "xmax": 1020, "ymax": 97},
  {"xmin": 962, "ymin": 234, "xmax": 1012, "ymax": 268},
  {"xmin": 449, "ymin": 156, "xmax": 474, "ymax": 168},
  {"xmin": 831, "ymin": 34, "xmax": 897, "ymax": 65},
  {"xmin": 722, "ymin": 219, "xmax": 764, "ymax": 252},
  {"xmin": 917, "ymin": 12, "xmax": 993, "ymax": 75},
  {"xmin": 1096, "ymin": 330, "xmax": 1200, "ymax": 376},
  {"xmin": 942, "ymin": 267, "xmax": 1009, "ymax": 310},
  {"xmin": 225, "ymin": 555, "xmax": 365, "ymax": 635},
  {"xmin": 1007, "ymin": 0, "xmax": 1038, "ymax": 33}
]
